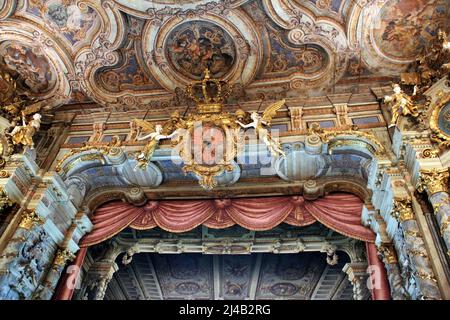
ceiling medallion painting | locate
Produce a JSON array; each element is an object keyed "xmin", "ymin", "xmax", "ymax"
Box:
[
  {"xmin": 360, "ymin": 0, "xmax": 449, "ymax": 74},
  {"xmin": 0, "ymin": 41, "xmax": 56, "ymax": 94},
  {"xmin": 374, "ymin": 0, "xmax": 448, "ymax": 60},
  {"xmin": 27, "ymin": 0, "xmax": 99, "ymax": 47},
  {"xmin": 166, "ymin": 21, "xmax": 236, "ymax": 79},
  {"xmin": 143, "ymin": 10, "xmax": 260, "ymax": 90}
]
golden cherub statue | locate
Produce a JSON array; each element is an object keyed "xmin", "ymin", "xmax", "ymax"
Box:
[
  {"xmin": 384, "ymin": 84, "xmax": 419, "ymax": 128},
  {"xmin": 235, "ymin": 99, "xmax": 286, "ymax": 157},
  {"xmin": 133, "ymin": 119, "xmax": 178, "ymax": 169},
  {"xmin": 8, "ymin": 113, "xmax": 42, "ymax": 149}
]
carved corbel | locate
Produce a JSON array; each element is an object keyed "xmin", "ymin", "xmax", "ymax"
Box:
[
  {"xmin": 125, "ymin": 187, "xmax": 147, "ymax": 206},
  {"xmin": 321, "ymin": 242, "xmax": 338, "ymax": 265},
  {"xmin": 288, "ymin": 106, "xmax": 304, "ymax": 131},
  {"xmin": 302, "ymin": 180, "xmax": 323, "ymax": 200},
  {"xmin": 90, "ymin": 122, "xmax": 105, "ymax": 142},
  {"xmin": 121, "ymin": 246, "xmax": 138, "ymax": 266},
  {"xmin": 333, "ymin": 103, "xmax": 350, "ymax": 126}
]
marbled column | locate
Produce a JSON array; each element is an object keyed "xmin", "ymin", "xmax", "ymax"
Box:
[
  {"xmin": 417, "ymin": 168, "xmax": 449, "ymax": 256},
  {"xmin": 377, "ymin": 243, "xmax": 408, "ymax": 300},
  {"xmin": 392, "ymin": 197, "xmax": 441, "ymax": 299},
  {"xmin": 33, "ymin": 248, "xmax": 75, "ymax": 300},
  {"xmin": 366, "ymin": 242, "xmax": 391, "ymax": 300},
  {"xmin": 429, "ymin": 191, "xmax": 450, "ymax": 254}
]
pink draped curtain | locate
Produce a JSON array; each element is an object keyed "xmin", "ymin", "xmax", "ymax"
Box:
[
  {"xmin": 55, "ymin": 193, "xmax": 389, "ymax": 300},
  {"xmin": 79, "ymin": 193, "xmax": 375, "ymax": 247}
]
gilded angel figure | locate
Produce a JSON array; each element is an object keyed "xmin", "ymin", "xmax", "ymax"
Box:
[
  {"xmin": 8, "ymin": 113, "xmax": 42, "ymax": 149},
  {"xmin": 133, "ymin": 119, "xmax": 179, "ymax": 169},
  {"xmin": 384, "ymin": 84, "xmax": 419, "ymax": 128},
  {"xmin": 235, "ymin": 99, "xmax": 286, "ymax": 157}
]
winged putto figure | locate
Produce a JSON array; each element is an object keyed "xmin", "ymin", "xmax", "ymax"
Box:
[
  {"xmin": 235, "ymin": 99, "xmax": 286, "ymax": 157},
  {"xmin": 133, "ymin": 117, "xmax": 180, "ymax": 169}
]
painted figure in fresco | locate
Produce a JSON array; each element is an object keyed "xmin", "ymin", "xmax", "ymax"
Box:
[
  {"xmin": 168, "ymin": 22, "xmax": 235, "ymax": 78},
  {"xmin": 8, "ymin": 113, "xmax": 42, "ymax": 149},
  {"xmin": 1, "ymin": 43, "xmax": 53, "ymax": 93},
  {"xmin": 235, "ymin": 99, "xmax": 286, "ymax": 157},
  {"xmin": 377, "ymin": 0, "xmax": 448, "ymax": 59},
  {"xmin": 34, "ymin": 0, "xmax": 97, "ymax": 43},
  {"xmin": 384, "ymin": 84, "xmax": 419, "ymax": 128}
]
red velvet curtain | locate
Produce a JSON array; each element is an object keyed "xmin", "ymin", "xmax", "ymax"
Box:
[
  {"xmin": 55, "ymin": 193, "xmax": 380, "ymax": 300},
  {"xmin": 53, "ymin": 247, "xmax": 87, "ymax": 300},
  {"xmin": 79, "ymin": 193, "xmax": 375, "ymax": 247}
]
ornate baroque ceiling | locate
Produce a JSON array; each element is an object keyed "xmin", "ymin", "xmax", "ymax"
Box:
[{"xmin": 0, "ymin": 0, "xmax": 448, "ymax": 112}]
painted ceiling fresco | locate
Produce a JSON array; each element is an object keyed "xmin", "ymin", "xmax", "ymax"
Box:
[
  {"xmin": 0, "ymin": 0, "xmax": 448, "ymax": 110},
  {"xmin": 166, "ymin": 21, "xmax": 236, "ymax": 79},
  {"xmin": 374, "ymin": 0, "xmax": 448, "ymax": 60},
  {"xmin": 0, "ymin": 41, "xmax": 56, "ymax": 94},
  {"xmin": 96, "ymin": 224, "xmax": 357, "ymax": 300},
  {"xmin": 107, "ymin": 251, "xmax": 352, "ymax": 300}
]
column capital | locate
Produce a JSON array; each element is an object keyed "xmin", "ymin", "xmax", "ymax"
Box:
[
  {"xmin": 377, "ymin": 243, "xmax": 398, "ymax": 264},
  {"xmin": 391, "ymin": 197, "xmax": 415, "ymax": 222},
  {"xmin": 18, "ymin": 209, "xmax": 45, "ymax": 230},
  {"xmin": 342, "ymin": 262, "xmax": 368, "ymax": 279},
  {"xmin": 417, "ymin": 168, "xmax": 449, "ymax": 196},
  {"xmin": 342, "ymin": 262, "xmax": 370, "ymax": 300},
  {"xmin": 52, "ymin": 248, "xmax": 76, "ymax": 269}
]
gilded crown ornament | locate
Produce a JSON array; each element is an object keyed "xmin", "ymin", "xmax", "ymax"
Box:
[
  {"xmin": 185, "ymin": 68, "xmax": 231, "ymax": 114},
  {"xmin": 131, "ymin": 69, "xmax": 286, "ymax": 189}
]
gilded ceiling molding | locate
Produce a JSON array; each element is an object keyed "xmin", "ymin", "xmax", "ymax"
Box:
[
  {"xmin": 84, "ymin": 187, "xmax": 145, "ymax": 213},
  {"xmin": 0, "ymin": 0, "xmax": 16, "ymax": 20},
  {"xmin": 345, "ymin": 0, "xmax": 364, "ymax": 50},
  {"xmin": 73, "ymin": 2, "xmax": 127, "ymax": 106},
  {"xmin": 110, "ymin": 0, "xmax": 250, "ymax": 19},
  {"xmin": 141, "ymin": 8, "xmax": 262, "ymax": 91},
  {"xmin": 259, "ymin": 0, "xmax": 350, "ymax": 89},
  {"xmin": 0, "ymin": 20, "xmax": 72, "ymax": 105}
]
